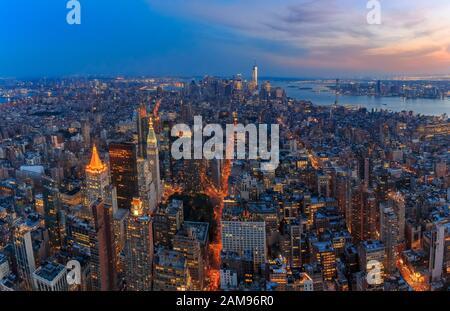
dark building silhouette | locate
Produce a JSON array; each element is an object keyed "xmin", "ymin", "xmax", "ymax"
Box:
[
  {"xmin": 109, "ymin": 142, "xmax": 139, "ymax": 210},
  {"xmin": 90, "ymin": 199, "xmax": 117, "ymax": 291}
]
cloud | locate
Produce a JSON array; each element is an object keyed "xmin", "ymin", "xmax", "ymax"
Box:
[{"xmin": 149, "ymin": 0, "xmax": 450, "ymax": 75}]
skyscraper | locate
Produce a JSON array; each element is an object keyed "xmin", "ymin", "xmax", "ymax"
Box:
[
  {"xmin": 136, "ymin": 103, "xmax": 149, "ymax": 159},
  {"xmin": 289, "ymin": 222, "xmax": 302, "ymax": 269},
  {"xmin": 358, "ymin": 240, "xmax": 385, "ymax": 290},
  {"xmin": 336, "ymin": 171, "xmax": 351, "ymax": 219},
  {"xmin": 43, "ymin": 177, "xmax": 63, "ymax": 254},
  {"xmin": 173, "ymin": 222, "xmax": 209, "ymax": 290},
  {"xmin": 85, "ymin": 144, "xmax": 109, "ymax": 204},
  {"xmin": 124, "ymin": 198, "xmax": 154, "ymax": 291},
  {"xmin": 90, "ymin": 199, "xmax": 117, "ymax": 291},
  {"xmin": 13, "ymin": 224, "xmax": 36, "ymax": 290},
  {"xmin": 350, "ymin": 184, "xmax": 367, "ymax": 242},
  {"xmin": 388, "ymin": 191, "xmax": 406, "ymax": 244},
  {"xmin": 32, "ymin": 262, "xmax": 68, "ymax": 291},
  {"xmin": 109, "ymin": 142, "xmax": 139, "ymax": 210},
  {"xmin": 136, "ymin": 157, "xmax": 157, "ymax": 212},
  {"xmin": 380, "ymin": 204, "xmax": 399, "ymax": 275},
  {"xmin": 221, "ymin": 220, "xmax": 267, "ymax": 273},
  {"xmin": 429, "ymin": 220, "xmax": 450, "ymax": 283},
  {"xmin": 153, "ymin": 199, "xmax": 184, "ymax": 247},
  {"xmin": 252, "ymin": 64, "xmax": 258, "ymax": 87},
  {"xmin": 146, "ymin": 117, "xmax": 161, "ymax": 204}
]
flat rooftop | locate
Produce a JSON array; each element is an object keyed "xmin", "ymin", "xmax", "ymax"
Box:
[
  {"xmin": 248, "ymin": 202, "xmax": 277, "ymax": 214},
  {"xmin": 361, "ymin": 240, "xmax": 384, "ymax": 250},
  {"xmin": 183, "ymin": 221, "xmax": 209, "ymax": 245},
  {"xmin": 34, "ymin": 262, "xmax": 65, "ymax": 282}
]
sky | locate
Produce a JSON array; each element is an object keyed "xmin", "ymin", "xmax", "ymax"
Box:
[{"xmin": 0, "ymin": 0, "xmax": 449, "ymax": 78}]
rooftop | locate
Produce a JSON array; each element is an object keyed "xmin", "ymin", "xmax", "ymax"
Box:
[
  {"xmin": 155, "ymin": 248, "xmax": 186, "ymax": 270},
  {"xmin": 361, "ymin": 240, "xmax": 385, "ymax": 251},
  {"xmin": 182, "ymin": 221, "xmax": 209, "ymax": 244},
  {"xmin": 248, "ymin": 202, "xmax": 277, "ymax": 214},
  {"xmin": 86, "ymin": 144, "xmax": 107, "ymax": 173},
  {"xmin": 33, "ymin": 262, "xmax": 66, "ymax": 282},
  {"xmin": 313, "ymin": 241, "xmax": 334, "ymax": 253}
]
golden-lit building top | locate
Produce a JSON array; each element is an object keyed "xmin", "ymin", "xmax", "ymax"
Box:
[
  {"xmin": 147, "ymin": 117, "xmax": 157, "ymax": 145},
  {"xmin": 86, "ymin": 145, "xmax": 107, "ymax": 174},
  {"xmin": 131, "ymin": 197, "xmax": 144, "ymax": 217}
]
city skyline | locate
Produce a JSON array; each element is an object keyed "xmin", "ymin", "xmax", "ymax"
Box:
[
  {"xmin": 1, "ymin": 0, "xmax": 450, "ymax": 78},
  {"xmin": 0, "ymin": 73, "xmax": 448, "ymax": 293},
  {"xmin": 0, "ymin": 0, "xmax": 449, "ymax": 298}
]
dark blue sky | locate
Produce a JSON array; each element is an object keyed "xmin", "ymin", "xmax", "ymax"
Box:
[
  {"xmin": 1, "ymin": 0, "xmax": 273, "ymax": 78},
  {"xmin": 1, "ymin": 0, "xmax": 449, "ymax": 78}
]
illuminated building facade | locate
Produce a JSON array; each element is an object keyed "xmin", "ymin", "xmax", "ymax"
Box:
[
  {"xmin": 90, "ymin": 199, "xmax": 117, "ymax": 291},
  {"xmin": 109, "ymin": 142, "xmax": 139, "ymax": 210},
  {"xmin": 153, "ymin": 199, "xmax": 184, "ymax": 247},
  {"xmin": 221, "ymin": 220, "xmax": 267, "ymax": 272},
  {"xmin": 32, "ymin": 262, "xmax": 68, "ymax": 291},
  {"xmin": 358, "ymin": 240, "xmax": 385, "ymax": 290},
  {"xmin": 173, "ymin": 221, "xmax": 209, "ymax": 290},
  {"xmin": 380, "ymin": 204, "xmax": 399, "ymax": 275},
  {"xmin": 146, "ymin": 117, "xmax": 162, "ymax": 204},
  {"xmin": 43, "ymin": 177, "xmax": 62, "ymax": 253},
  {"xmin": 153, "ymin": 247, "xmax": 191, "ymax": 291},
  {"xmin": 268, "ymin": 257, "xmax": 288, "ymax": 291},
  {"xmin": 124, "ymin": 198, "xmax": 154, "ymax": 291},
  {"xmin": 312, "ymin": 242, "xmax": 336, "ymax": 281},
  {"xmin": 85, "ymin": 145, "xmax": 109, "ymax": 204},
  {"xmin": 13, "ymin": 224, "xmax": 36, "ymax": 290},
  {"xmin": 429, "ymin": 220, "xmax": 450, "ymax": 283},
  {"xmin": 350, "ymin": 184, "xmax": 375, "ymax": 242},
  {"xmin": 136, "ymin": 103, "xmax": 149, "ymax": 159},
  {"xmin": 136, "ymin": 157, "xmax": 157, "ymax": 212}
]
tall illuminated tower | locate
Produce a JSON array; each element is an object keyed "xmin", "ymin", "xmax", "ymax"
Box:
[
  {"xmin": 85, "ymin": 144, "xmax": 109, "ymax": 204},
  {"xmin": 136, "ymin": 103, "xmax": 148, "ymax": 159},
  {"xmin": 429, "ymin": 220, "xmax": 450, "ymax": 283},
  {"xmin": 252, "ymin": 64, "xmax": 258, "ymax": 87},
  {"xmin": 146, "ymin": 117, "xmax": 161, "ymax": 203},
  {"xmin": 136, "ymin": 156, "xmax": 157, "ymax": 212},
  {"xmin": 13, "ymin": 224, "xmax": 36, "ymax": 290},
  {"xmin": 380, "ymin": 204, "xmax": 399, "ymax": 275},
  {"xmin": 43, "ymin": 177, "xmax": 62, "ymax": 253},
  {"xmin": 124, "ymin": 198, "xmax": 154, "ymax": 291}
]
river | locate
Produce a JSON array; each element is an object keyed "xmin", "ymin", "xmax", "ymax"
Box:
[{"xmin": 271, "ymin": 80, "xmax": 450, "ymax": 117}]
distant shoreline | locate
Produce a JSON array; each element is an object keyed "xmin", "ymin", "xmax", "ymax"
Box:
[{"xmin": 271, "ymin": 80, "xmax": 450, "ymax": 117}]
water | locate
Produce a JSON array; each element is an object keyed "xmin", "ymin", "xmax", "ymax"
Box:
[{"xmin": 271, "ymin": 80, "xmax": 450, "ymax": 117}]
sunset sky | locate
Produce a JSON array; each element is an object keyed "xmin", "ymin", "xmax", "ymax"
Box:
[{"xmin": 1, "ymin": 0, "xmax": 449, "ymax": 77}]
